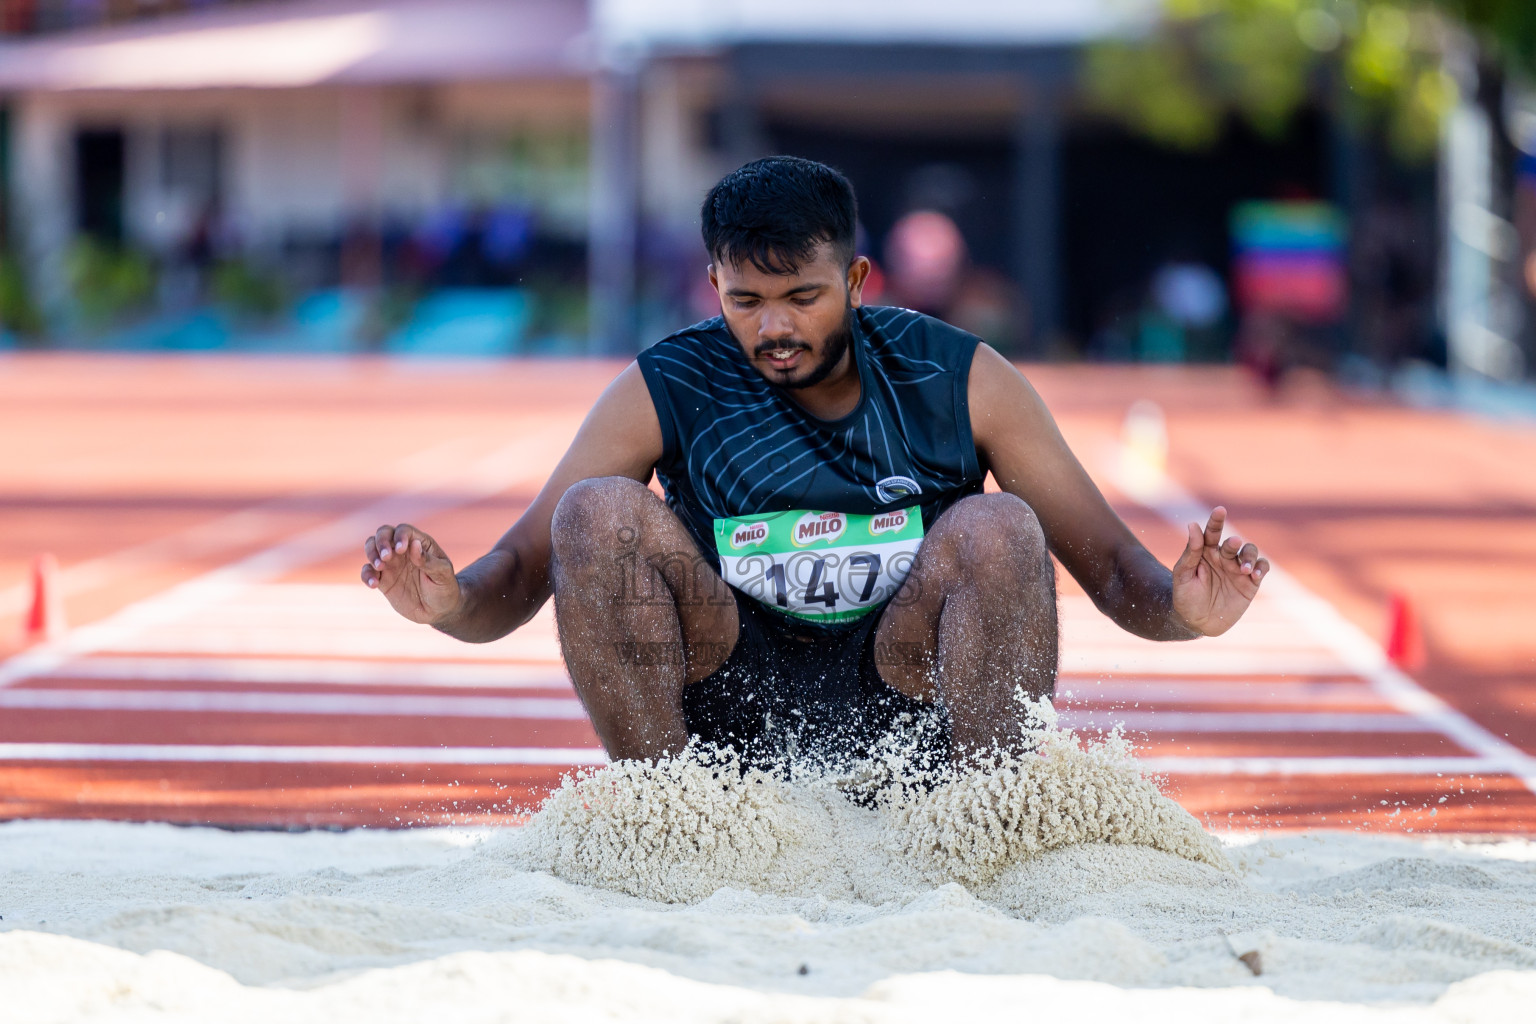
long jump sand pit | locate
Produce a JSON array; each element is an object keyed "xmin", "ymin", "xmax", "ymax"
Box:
[{"xmin": 5, "ymin": 717, "xmax": 1536, "ymax": 1023}]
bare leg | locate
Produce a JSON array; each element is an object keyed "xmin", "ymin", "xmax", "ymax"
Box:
[
  {"xmin": 873, "ymin": 492, "xmax": 1058, "ymax": 757},
  {"xmin": 549, "ymin": 476, "xmax": 738, "ymax": 761}
]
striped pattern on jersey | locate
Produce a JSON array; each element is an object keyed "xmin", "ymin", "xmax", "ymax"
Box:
[{"xmin": 637, "ymin": 305, "xmax": 985, "ymax": 575}]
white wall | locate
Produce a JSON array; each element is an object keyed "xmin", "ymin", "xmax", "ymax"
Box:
[
  {"xmin": 639, "ymin": 61, "xmax": 728, "ymax": 234},
  {"xmin": 6, "ymin": 78, "xmax": 590, "ymax": 316},
  {"xmin": 596, "ymin": 0, "xmax": 1151, "ymax": 50},
  {"xmin": 9, "ymin": 93, "xmax": 73, "ymax": 316}
]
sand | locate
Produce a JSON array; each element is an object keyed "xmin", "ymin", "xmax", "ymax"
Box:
[{"xmin": 4, "ymin": 719, "xmax": 1536, "ymax": 1022}]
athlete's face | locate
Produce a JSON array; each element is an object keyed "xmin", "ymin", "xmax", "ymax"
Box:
[{"xmin": 710, "ymin": 243, "xmax": 871, "ymax": 391}]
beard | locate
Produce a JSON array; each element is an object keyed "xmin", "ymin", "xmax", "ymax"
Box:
[{"xmin": 749, "ymin": 304, "xmax": 854, "ymax": 391}]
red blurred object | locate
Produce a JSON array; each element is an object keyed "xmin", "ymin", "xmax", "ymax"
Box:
[
  {"xmin": 861, "ymin": 260, "xmax": 886, "ymax": 304},
  {"xmin": 23, "ymin": 552, "xmax": 66, "ymax": 645},
  {"xmin": 1, "ymin": 0, "xmax": 38, "ymax": 36},
  {"xmin": 885, "ymin": 210, "xmax": 966, "ymax": 313},
  {"xmin": 1232, "ymin": 257, "xmax": 1347, "ymax": 323},
  {"xmin": 1385, "ymin": 591, "xmax": 1425, "ymax": 671},
  {"xmin": 1230, "ymin": 201, "xmax": 1347, "ymax": 325}
]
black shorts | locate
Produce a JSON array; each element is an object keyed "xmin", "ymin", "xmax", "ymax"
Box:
[{"xmin": 681, "ymin": 587, "xmax": 949, "ymax": 770}]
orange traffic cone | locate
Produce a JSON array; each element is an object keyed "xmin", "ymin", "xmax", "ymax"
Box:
[
  {"xmin": 1384, "ymin": 591, "xmax": 1424, "ymax": 671},
  {"xmin": 23, "ymin": 553, "xmax": 66, "ymax": 644}
]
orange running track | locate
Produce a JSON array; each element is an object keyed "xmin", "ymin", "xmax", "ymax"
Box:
[{"xmin": 2, "ymin": 354, "xmax": 1534, "ymax": 834}]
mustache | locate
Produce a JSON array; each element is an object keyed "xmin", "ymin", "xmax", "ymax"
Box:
[{"xmin": 753, "ymin": 340, "xmax": 811, "ymax": 357}]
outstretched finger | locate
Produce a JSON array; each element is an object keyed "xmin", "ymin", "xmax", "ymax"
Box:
[{"xmin": 1203, "ymin": 507, "xmax": 1228, "ymax": 548}]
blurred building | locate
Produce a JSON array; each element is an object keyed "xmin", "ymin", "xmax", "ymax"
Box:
[
  {"xmin": 0, "ymin": 0, "xmax": 594, "ymax": 351},
  {"xmin": 593, "ymin": 0, "xmax": 1120, "ymax": 355},
  {"xmin": 0, "ymin": 0, "xmax": 1447, "ymax": 368},
  {"xmin": 602, "ymin": 0, "xmax": 1433, "ymax": 364}
]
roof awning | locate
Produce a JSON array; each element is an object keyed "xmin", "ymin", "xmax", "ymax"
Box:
[
  {"xmin": 0, "ymin": 0, "xmax": 592, "ymax": 91},
  {"xmin": 593, "ymin": 0, "xmax": 1153, "ymax": 51}
]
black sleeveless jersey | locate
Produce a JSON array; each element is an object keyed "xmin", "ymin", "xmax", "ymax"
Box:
[{"xmin": 637, "ymin": 305, "xmax": 985, "ymax": 572}]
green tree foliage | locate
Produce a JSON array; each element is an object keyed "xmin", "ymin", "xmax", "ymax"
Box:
[
  {"xmin": 65, "ymin": 238, "xmax": 156, "ymax": 328},
  {"xmin": 1085, "ymin": 1, "xmax": 1456, "ymax": 158},
  {"xmin": 211, "ymin": 258, "xmax": 285, "ymax": 321},
  {"xmin": 0, "ymin": 251, "xmax": 43, "ymax": 339},
  {"xmin": 1439, "ymin": 1, "xmax": 1536, "ymax": 76}
]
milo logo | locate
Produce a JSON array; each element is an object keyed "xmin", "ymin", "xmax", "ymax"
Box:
[
  {"xmin": 729, "ymin": 522, "xmax": 768, "ymax": 549},
  {"xmin": 869, "ymin": 510, "xmax": 908, "ymax": 536},
  {"xmin": 791, "ymin": 510, "xmax": 846, "ymax": 547}
]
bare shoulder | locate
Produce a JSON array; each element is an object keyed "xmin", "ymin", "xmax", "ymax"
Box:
[
  {"xmin": 561, "ymin": 360, "xmax": 664, "ymax": 480},
  {"xmin": 600, "ymin": 360, "xmax": 660, "ymax": 420},
  {"xmin": 967, "ymin": 342, "xmax": 1051, "ymax": 451}
]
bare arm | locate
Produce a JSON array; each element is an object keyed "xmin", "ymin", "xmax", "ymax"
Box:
[
  {"xmin": 361, "ymin": 361, "xmax": 663, "ymax": 643},
  {"xmin": 968, "ymin": 344, "xmax": 1265, "ymax": 640}
]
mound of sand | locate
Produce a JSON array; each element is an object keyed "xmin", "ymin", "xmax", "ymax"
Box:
[
  {"xmin": 3, "ymin": 714, "xmax": 1535, "ymax": 1021},
  {"xmin": 506, "ymin": 717, "xmax": 1224, "ymax": 903}
]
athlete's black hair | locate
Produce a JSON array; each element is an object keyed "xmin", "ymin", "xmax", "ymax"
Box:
[{"xmin": 701, "ymin": 156, "xmax": 858, "ymax": 275}]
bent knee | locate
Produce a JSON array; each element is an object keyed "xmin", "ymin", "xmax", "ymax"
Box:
[
  {"xmin": 550, "ymin": 476, "xmax": 653, "ymax": 563},
  {"xmin": 932, "ymin": 493, "xmax": 1047, "ymax": 570}
]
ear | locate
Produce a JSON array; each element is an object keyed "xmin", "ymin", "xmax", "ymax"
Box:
[
  {"xmin": 846, "ymin": 256, "xmax": 872, "ymax": 308},
  {"xmin": 707, "ymin": 263, "xmax": 719, "ymax": 292}
]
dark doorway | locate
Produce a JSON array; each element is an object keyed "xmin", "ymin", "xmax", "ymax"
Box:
[
  {"xmin": 74, "ymin": 128, "xmax": 126, "ymax": 243},
  {"xmin": 1061, "ymin": 112, "xmax": 1330, "ymax": 357},
  {"xmin": 765, "ymin": 120, "xmax": 1030, "ymax": 349},
  {"xmin": 766, "ymin": 120, "xmax": 1013, "ymax": 276}
]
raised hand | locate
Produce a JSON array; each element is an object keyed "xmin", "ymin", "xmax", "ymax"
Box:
[
  {"xmin": 361, "ymin": 523, "xmax": 462, "ymax": 626},
  {"xmin": 1170, "ymin": 506, "xmax": 1268, "ymax": 637}
]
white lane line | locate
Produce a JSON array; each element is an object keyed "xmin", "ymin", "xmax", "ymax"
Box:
[
  {"xmin": 69, "ymin": 583, "xmax": 567, "ymax": 664},
  {"xmin": 92, "ymin": 630, "xmax": 566, "ymax": 663},
  {"xmin": 0, "ymin": 743, "xmax": 605, "ymax": 765},
  {"xmin": 0, "ymin": 420, "xmax": 577, "ymax": 690},
  {"xmin": 1058, "ymin": 666, "xmax": 1360, "ymax": 680},
  {"xmin": 0, "ymin": 746, "xmax": 1490, "ymax": 774},
  {"xmin": 0, "ymin": 435, "xmax": 493, "ymax": 618},
  {"xmin": 0, "ymin": 693, "xmax": 1430, "ymax": 733},
  {"xmin": 1060, "ymin": 651, "xmax": 1356, "ymax": 676},
  {"xmin": 1058, "ymin": 680, "xmax": 1385, "ymax": 707},
  {"xmin": 1112, "ymin": 442, "xmax": 1536, "ymax": 795},
  {"xmin": 1063, "ymin": 711, "xmax": 1437, "ymax": 733},
  {"xmin": 0, "ymin": 689, "xmax": 589, "ymax": 719},
  {"xmin": 0, "ymin": 500, "xmax": 302, "ymax": 619},
  {"xmin": 20, "ymin": 656, "xmax": 572, "ymax": 690},
  {"xmin": 1141, "ymin": 756, "xmax": 1507, "ymax": 776},
  {"xmin": 1262, "ymin": 568, "xmax": 1536, "ymax": 790}
]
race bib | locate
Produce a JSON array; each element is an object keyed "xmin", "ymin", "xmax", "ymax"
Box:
[{"xmin": 712, "ymin": 506, "xmax": 924, "ymax": 623}]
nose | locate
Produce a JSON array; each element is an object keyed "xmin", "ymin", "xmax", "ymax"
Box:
[{"xmin": 757, "ymin": 303, "xmax": 796, "ymax": 342}]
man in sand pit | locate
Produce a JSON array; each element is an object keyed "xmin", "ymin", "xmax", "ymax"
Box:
[{"xmin": 362, "ymin": 156, "xmax": 1269, "ymax": 767}]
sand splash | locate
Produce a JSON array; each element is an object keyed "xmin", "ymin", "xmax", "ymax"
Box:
[{"xmin": 500, "ymin": 699, "xmax": 1227, "ymax": 903}]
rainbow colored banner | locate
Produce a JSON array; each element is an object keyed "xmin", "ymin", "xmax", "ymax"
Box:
[{"xmin": 1231, "ymin": 201, "xmax": 1347, "ymax": 323}]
